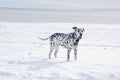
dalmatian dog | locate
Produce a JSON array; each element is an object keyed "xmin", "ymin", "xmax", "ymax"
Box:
[{"xmin": 39, "ymin": 27, "xmax": 85, "ymax": 61}]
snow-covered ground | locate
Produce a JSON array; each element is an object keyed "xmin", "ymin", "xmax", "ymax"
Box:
[{"xmin": 0, "ymin": 22, "xmax": 120, "ymax": 80}]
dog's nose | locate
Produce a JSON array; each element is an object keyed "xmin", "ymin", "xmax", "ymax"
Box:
[{"xmin": 79, "ymin": 34, "xmax": 82, "ymax": 39}]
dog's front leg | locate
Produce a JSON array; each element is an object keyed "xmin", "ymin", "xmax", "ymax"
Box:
[
  {"xmin": 74, "ymin": 48, "xmax": 77, "ymax": 60},
  {"xmin": 67, "ymin": 49, "xmax": 71, "ymax": 61}
]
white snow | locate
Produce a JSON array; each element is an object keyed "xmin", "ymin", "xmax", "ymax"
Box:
[{"xmin": 0, "ymin": 22, "xmax": 120, "ymax": 80}]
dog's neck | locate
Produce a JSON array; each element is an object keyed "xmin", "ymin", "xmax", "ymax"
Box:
[{"xmin": 72, "ymin": 32, "xmax": 80, "ymax": 46}]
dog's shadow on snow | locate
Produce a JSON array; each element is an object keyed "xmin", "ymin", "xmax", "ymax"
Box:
[{"xmin": 15, "ymin": 58, "xmax": 67, "ymax": 71}]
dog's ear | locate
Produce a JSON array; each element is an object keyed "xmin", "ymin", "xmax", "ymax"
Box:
[
  {"xmin": 72, "ymin": 27, "xmax": 77, "ymax": 30},
  {"xmin": 82, "ymin": 28, "xmax": 85, "ymax": 32}
]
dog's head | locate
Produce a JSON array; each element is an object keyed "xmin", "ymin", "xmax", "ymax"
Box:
[{"xmin": 72, "ymin": 27, "xmax": 85, "ymax": 39}]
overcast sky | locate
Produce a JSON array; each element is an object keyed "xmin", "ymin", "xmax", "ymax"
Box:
[{"xmin": 0, "ymin": 0, "xmax": 120, "ymax": 10}]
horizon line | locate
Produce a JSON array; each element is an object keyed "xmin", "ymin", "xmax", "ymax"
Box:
[{"xmin": 0, "ymin": 7, "xmax": 120, "ymax": 11}]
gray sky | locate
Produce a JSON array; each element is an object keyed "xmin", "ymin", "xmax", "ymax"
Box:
[{"xmin": 0, "ymin": 0, "xmax": 120, "ymax": 10}]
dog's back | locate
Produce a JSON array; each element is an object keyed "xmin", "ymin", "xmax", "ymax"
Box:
[{"xmin": 50, "ymin": 32, "xmax": 81, "ymax": 49}]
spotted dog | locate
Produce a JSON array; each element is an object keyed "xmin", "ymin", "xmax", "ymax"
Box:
[{"xmin": 39, "ymin": 27, "xmax": 85, "ymax": 61}]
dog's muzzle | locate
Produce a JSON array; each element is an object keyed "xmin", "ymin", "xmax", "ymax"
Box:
[{"xmin": 79, "ymin": 34, "xmax": 82, "ymax": 39}]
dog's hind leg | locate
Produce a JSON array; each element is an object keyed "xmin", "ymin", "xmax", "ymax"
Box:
[
  {"xmin": 74, "ymin": 48, "xmax": 77, "ymax": 60},
  {"xmin": 49, "ymin": 42, "xmax": 54, "ymax": 59},
  {"xmin": 54, "ymin": 45, "xmax": 60, "ymax": 58},
  {"xmin": 49, "ymin": 46, "xmax": 54, "ymax": 59}
]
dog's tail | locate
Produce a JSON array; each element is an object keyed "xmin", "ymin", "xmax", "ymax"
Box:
[{"xmin": 39, "ymin": 36, "xmax": 50, "ymax": 40}]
